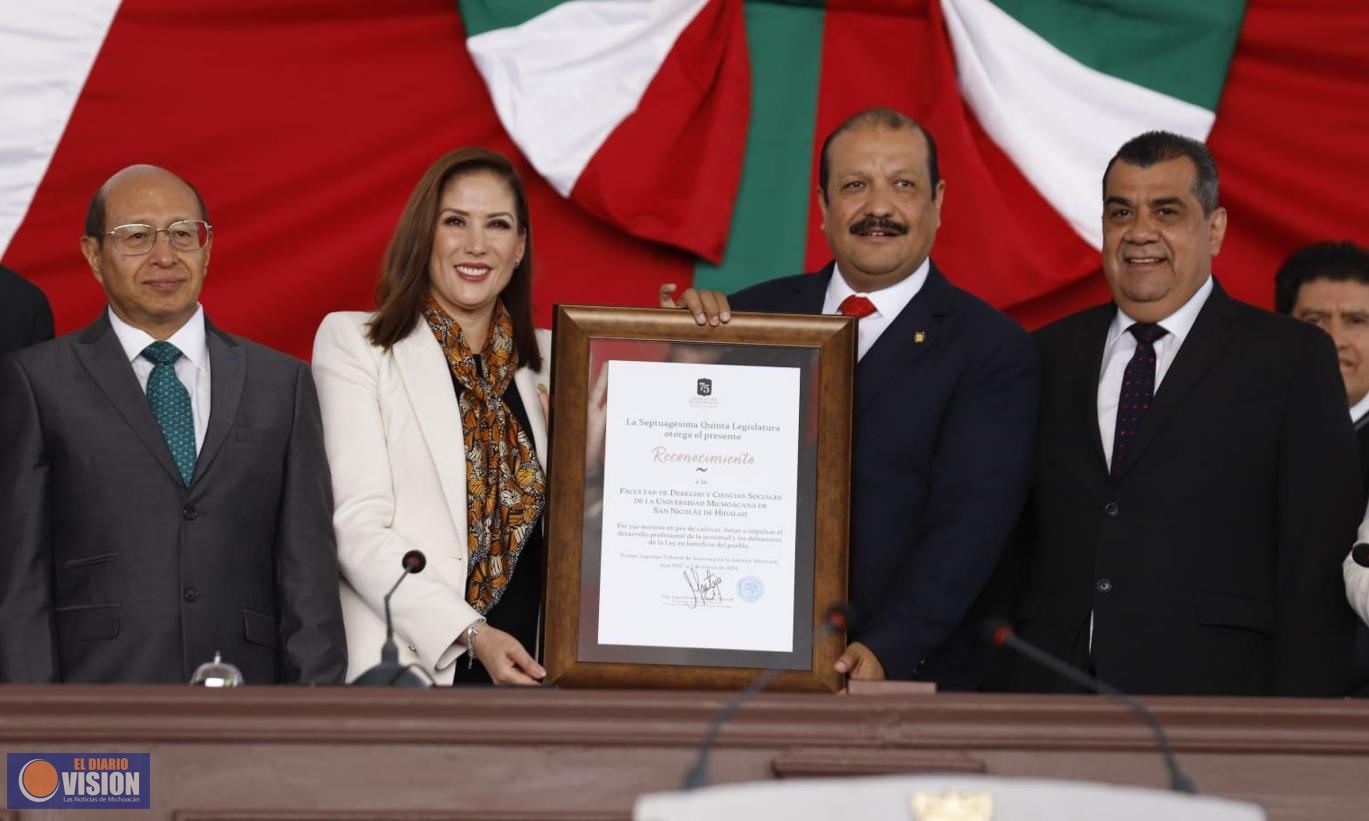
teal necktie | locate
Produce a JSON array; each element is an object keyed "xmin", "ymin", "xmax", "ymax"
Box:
[{"xmin": 142, "ymin": 341, "xmax": 196, "ymax": 486}]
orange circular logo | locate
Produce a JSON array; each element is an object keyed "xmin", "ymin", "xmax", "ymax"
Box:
[{"xmin": 18, "ymin": 758, "xmax": 59, "ymax": 802}]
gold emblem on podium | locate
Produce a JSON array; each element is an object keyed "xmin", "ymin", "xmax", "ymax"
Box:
[{"xmin": 909, "ymin": 789, "xmax": 993, "ymax": 821}]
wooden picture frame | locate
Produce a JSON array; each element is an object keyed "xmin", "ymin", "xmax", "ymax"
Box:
[{"xmin": 543, "ymin": 305, "xmax": 855, "ymax": 692}]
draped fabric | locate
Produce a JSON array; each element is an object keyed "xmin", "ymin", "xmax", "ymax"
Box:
[{"xmin": 2, "ymin": 0, "xmax": 1367, "ymax": 359}]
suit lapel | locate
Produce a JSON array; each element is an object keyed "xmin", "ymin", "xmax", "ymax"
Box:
[
  {"xmin": 853, "ymin": 265, "xmax": 952, "ymax": 419},
  {"xmin": 393, "ymin": 325, "xmax": 470, "ymax": 534},
  {"xmin": 1070, "ymin": 305, "xmax": 1115, "ymax": 477},
  {"xmin": 1111, "ymin": 284, "xmax": 1240, "ymax": 480},
  {"xmin": 772, "ymin": 264, "xmax": 831, "ymax": 315},
  {"xmin": 74, "ymin": 312, "xmax": 185, "ymax": 487},
  {"xmin": 192, "ymin": 320, "xmax": 245, "ymax": 485}
]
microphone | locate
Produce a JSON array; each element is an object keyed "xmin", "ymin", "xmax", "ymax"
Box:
[
  {"xmin": 1352, "ymin": 543, "xmax": 1369, "ymax": 568},
  {"xmin": 983, "ymin": 619, "xmax": 1196, "ymax": 794},
  {"xmin": 681, "ymin": 603, "xmax": 853, "ymax": 790},
  {"xmin": 352, "ymin": 550, "xmax": 429, "ymax": 687}
]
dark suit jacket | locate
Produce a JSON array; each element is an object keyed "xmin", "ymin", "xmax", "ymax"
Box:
[
  {"xmin": 730, "ymin": 262, "xmax": 1038, "ymax": 686},
  {"xmin": 1015, "ymin": 282, "xmax": 1359, "ymax": 696},
  {"xmin": 0, "ymin": 312, "xmax": 346, "ymax": 684},
  {"xmin": 0, "ymin": 265, "xmax": 54, "ymax": 353}
]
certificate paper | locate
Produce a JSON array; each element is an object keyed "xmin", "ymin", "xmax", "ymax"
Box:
[{"xmin": 597, "ymin": 360, "xmax": 801, "ymax": 653}]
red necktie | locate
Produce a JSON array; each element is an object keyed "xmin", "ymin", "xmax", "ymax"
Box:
[{"xmin": 839, "ymin": 295, "xmax": 877, "ymax": 319}]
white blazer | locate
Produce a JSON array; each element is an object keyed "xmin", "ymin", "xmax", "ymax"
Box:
[{"xmin": 312, "ymin": 312, "xmax": 550, "ymax": 684}]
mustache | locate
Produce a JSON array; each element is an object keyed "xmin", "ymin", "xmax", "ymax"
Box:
[{"xmin": 848, "ymin": 216, "xmax": 908, "ymax": 235}]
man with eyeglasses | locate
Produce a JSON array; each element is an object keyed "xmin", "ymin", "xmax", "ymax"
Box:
[{"xmin": 0, "ymin": 164, "xmax": 346, "ymax": 685}]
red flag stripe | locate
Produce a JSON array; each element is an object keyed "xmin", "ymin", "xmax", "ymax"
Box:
[{"xmin": 569, "ymin": 0, "xmax": 749, "ymax": 264}]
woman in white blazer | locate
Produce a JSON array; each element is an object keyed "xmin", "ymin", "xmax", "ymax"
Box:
[{"xmin": 313, "ymin": 147, "xmax": 551, "ymax": 685}]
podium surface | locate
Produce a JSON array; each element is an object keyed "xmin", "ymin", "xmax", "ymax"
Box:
[{"xmin": 0, "ymin": 686, "xmax": 1365, "ymax": 819}]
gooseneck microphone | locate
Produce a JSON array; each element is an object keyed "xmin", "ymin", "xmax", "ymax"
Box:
[
  {"xmin": 681, "ymin": 604, "xmax": 854, "ymax": 790},
  {"xmin": 983, "ymin": 619, "xmax": 1196, "ymax": 794},
  {"xmin": 1351, "ymin": 542, "xmax": 1369, "ymax": 568},
  {"xmin": 352, "ymin": 550, "xmax": 429, "ymax": 687}
]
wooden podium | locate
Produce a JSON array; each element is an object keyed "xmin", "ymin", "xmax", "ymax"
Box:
[{"xmin": 1, "ymin": 686, "xmax": 1365, "ymax": 820}]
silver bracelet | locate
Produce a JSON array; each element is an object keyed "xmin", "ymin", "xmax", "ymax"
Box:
[{"xmin": 465, "ymin": 619, "xmax": 485, "ymax": 669}]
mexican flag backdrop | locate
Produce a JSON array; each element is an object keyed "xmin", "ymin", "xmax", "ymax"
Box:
[{"xmin": 3, "ymin": 0, "xmax": 1368, "ymax": 359}]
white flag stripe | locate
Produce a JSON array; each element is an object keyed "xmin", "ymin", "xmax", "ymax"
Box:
[
  {"xmin": 0, "ymin": 0, "xmax": 121, "ymax": 258},
  {"xmin": 942, "ymin": 0, "xmax": 1215, "ymax": 250},
  {"xmin": 467, "ymin": 0, "xmax": 709, "ymax": 196}
]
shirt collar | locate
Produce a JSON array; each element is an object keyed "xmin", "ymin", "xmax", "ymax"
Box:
[
  {"xmin": 1106, "ymin": 275, "xmax": 1214, "ymax": 348},
  {"xmin": 1350, "ymin": 390, "xmax": 1369, "ymax": 425},
  {"xmin": 826, "ymin": 257, "xmax": 930, "ymax": 319},
  {"xmin": 108, "ymin": 304, "xmax": 209, "ymax": 372}
]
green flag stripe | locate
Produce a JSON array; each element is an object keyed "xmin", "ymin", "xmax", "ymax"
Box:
[
  {"xmin": 458, "ymin": 0, "xmax": 565, "ymax": 38},
  {"xmin": 989, "ymin": 0, "xmax": 1245, "ymax": 112},
  {"xmin": 693, "ymin": 1, "xmax": 824, "ymax": 294}
]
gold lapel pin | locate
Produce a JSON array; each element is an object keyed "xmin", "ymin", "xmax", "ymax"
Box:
[{"xmin": 914, "ymin": 331, "xmax": 927, "ymax": 344}]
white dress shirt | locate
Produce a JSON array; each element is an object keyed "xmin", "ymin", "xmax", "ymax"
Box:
[
  {"xmin": 1350, "ymin": 391, "xmax": 1369, "ymax": 428},
  {"xmin": 108, "ymin": 304, "xmax": 212, "ymax": 453},
  {"xmin": 822, "ymin": 258, "xmax": 929, "ymax": 361},
  {"xmin": 1096, "ymin": 276, "xmax": 1214, "ymax": 469}
]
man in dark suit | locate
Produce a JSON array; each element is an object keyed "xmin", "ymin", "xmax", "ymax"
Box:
[
  {"xmin": 0, "ymin": 264, "xmax": 54, "ymax": 352},
  {"xmin": 665, "ymin": 109, "xmax": 1039, "ymax": 688},
  {"xmin": 1273, "ymin": 240, "xmax": 1369, "ymax": 695},
  {"xmin": 0, "ymin": 165, "xmax": 346, "ymax": 684},
  {"xmin": 1014, "ymin": 132, "xmax": 1359, "ymax": 697}
]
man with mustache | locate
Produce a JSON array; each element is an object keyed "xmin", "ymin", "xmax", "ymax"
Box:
[
  {"xmin": 1274, "ymin": 241, "xmax": 1369, "ymax": 695},
  {"xmin": 665, "ymin": 108, "xmax": 1039, "ymax": 688},
  {"xmin": 0, "ymin": 165, "xmax": 346, "ymax": 684},
  {"xmin": 1011, "ymin": 132, "xmax": 1359, "ymax": 696}
]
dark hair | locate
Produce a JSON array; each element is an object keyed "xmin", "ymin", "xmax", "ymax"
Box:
[
  {"xmin": 818, "ymin": 108, "xmax": 939, "ymax": 202},
  {"xmin": 83, "ymin": 171, "xmax": 211, "ymax": 241},
  {"xmin": 1104, "ymin": 131, "xmax": 1219, "ymax": 215},
  {"xmin": 1273, "ymin": 241, "xmax": 1369, "ymax": 315},
  {"xmin": 367, "ymin": 147, "xmax": 540, "ymax": 370}
]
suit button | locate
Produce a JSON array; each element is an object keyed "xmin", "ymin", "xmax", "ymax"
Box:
[
  {"xmin": 1103, "ymin": 502, "xmax": 1119, "ymax": 517},
  {"xmin": 1095, "ymin": 578, "xmax": 1113, "ymax": 594},
  {"xmin": 183, "ymin": 587, "xmax": 200, "ymax": 602},
  {"xmin": 182, "ymin": 504, "xmax": 198, "ymax": 520}
]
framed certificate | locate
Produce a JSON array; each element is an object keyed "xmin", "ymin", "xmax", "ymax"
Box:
[{"xmin": 543, "ymin": 306, "xmax": 854, "ymax": 692}]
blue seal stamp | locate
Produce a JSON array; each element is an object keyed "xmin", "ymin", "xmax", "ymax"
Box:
[{"xmin": 737, "ymin": 576, "xmax": 764, "ymax": 602}]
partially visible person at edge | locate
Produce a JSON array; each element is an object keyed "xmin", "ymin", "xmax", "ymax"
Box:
[
  {"xmin": 1008, "ymin": 132, "xmax": 1358, "ymax": 697},
  {"xmin": 0, "ymin": 164, "xmax": 345, "ymax": 683},
  {"xmin": 312, "ymin": 147, "xmax": 550, "ymax": 685},
  {"xmin": 1277, "ymin": 240, "xmax": 1369, "ymax": 695},
  {"xmin": 664, "ymin": 108, "xmax": 1039, "ymax": 689},
  {"xmin": 0, "ymin": 264, "xmax": 55, "ymax": 352}
]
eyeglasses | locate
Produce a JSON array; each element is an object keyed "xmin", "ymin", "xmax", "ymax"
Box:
[{"xmin": 104, "ymin": 220, "xmax": 212, "ymax": 255}]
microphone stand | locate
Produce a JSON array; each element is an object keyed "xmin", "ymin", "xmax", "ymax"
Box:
[
  {"xmin": 353, "ymin": 551, "xmax": 429, "ymax": 688},
  {"xmin": 986, "ymin": 620, "xmax": 1196, "ymax": 793},
  {"xmin": 682, "ymin": 605, "xmax": 853, "ymax": 790}
]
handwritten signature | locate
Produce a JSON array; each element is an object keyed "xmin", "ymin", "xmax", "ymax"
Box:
[{"xmin": 683, "ymin": 567, "xmax": 725, "ymax": 609}]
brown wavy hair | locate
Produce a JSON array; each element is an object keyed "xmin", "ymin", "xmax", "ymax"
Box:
[{"xmin": 367, "ymin": 147, "xmax": 540, "ymax": 370}]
